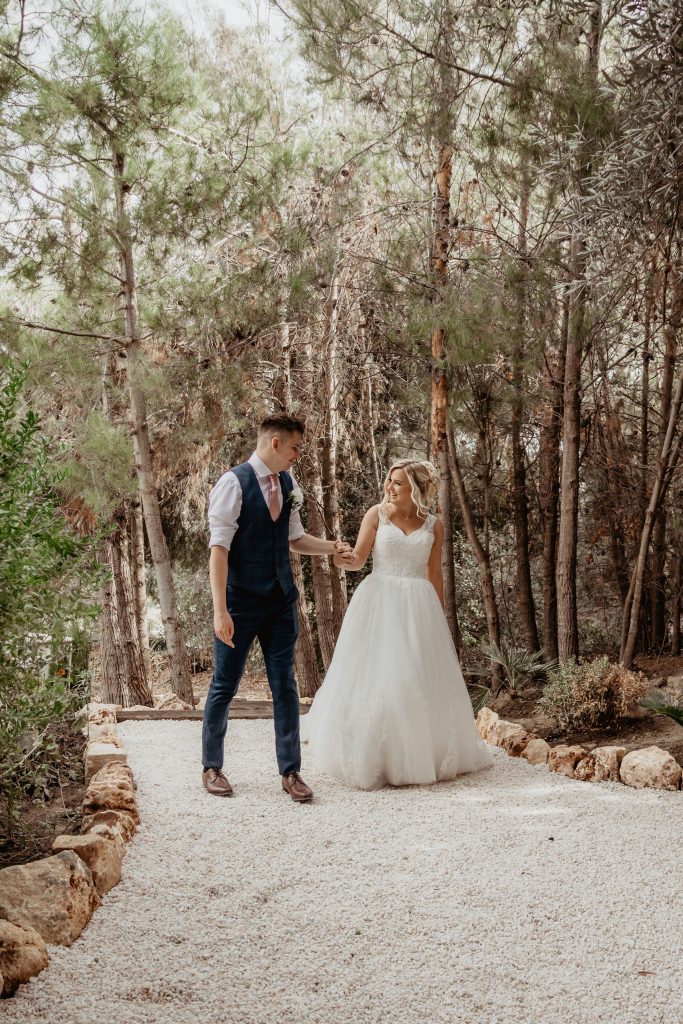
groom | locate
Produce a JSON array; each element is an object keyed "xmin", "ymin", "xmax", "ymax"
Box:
[{"xmin": 202, "ymin": 413, "xmax": 352, "ymax": 802}]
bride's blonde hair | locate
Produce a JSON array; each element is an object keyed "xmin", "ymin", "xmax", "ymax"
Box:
[{"xmin": 381, "ymin": 459, "xmax": 439, "ymax": 520}]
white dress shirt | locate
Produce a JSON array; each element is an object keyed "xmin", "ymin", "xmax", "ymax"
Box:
[{"xmin": 208, "ymin": 452, "xmax": 305, "ymax": 550}]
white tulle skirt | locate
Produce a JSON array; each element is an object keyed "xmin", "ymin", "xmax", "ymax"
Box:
[{"xmin": 301, "ymin": 573, "xmax": 493, "ymax": 790}]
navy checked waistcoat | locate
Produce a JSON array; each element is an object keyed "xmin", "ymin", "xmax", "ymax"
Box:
[{"xmin": 227, "ymin": 462, "xmax": 296, "ymax": 598}]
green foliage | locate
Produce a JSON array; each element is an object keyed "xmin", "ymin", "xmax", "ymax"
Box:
[
  {"xmin": 539, "ymin": 657, "xmax": 649, "ymax": 731},
  {"xmin": 469, "ymin": 685, "xmax": 491, "ymax": 716},
  {"xmin": 481, "ymin": 640, "xmax": 556, "ymax": 694},
  {"xmin": 0, "ymin": 361, "xmax": 101, "ymax": 830}
]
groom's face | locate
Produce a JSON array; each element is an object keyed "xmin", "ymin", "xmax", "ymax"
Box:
[{"xmin": 271, "ymin": 431, "xmax": 303, "ymax": 472}]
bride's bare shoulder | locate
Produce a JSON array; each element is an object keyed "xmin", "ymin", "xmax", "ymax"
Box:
[{"xmin": 364, "ymin": 503, "xmax": 382, "ymax": 527}]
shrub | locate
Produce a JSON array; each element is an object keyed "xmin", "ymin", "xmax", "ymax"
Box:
[
  {"xmin": 480, "ymin": 640, "xmax": 556, "ymax": 694},
  {"xmin": 538, "ymin": 656, "xmax": 648, "ymax": 730},
  {"xmin": 0, "ymin": 362, "xmax": 100, "ymax": 833}
]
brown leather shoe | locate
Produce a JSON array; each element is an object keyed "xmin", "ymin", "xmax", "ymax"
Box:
[
  {"xmin": 202, "ymin": 767, "xmax": 233, "ymax": 797},
  {"xmin": 281, "ymin": 771, "xmax": 313, "ymax": 803}
]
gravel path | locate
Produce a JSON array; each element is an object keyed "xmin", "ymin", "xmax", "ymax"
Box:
[{"xmin": 5, "ymin": 720, "xmax": 682, "ymax": 1024}]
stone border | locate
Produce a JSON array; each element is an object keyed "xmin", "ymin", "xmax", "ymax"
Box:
[
  {"xmin": 476, "ymin": 707, "xmax": 682, "ymax": 792},
  {"xmin": 0, "ymin": 703, "xmax": 139, "ymax": 997}
]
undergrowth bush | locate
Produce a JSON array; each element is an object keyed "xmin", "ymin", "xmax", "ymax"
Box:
[
  {"xmin": 538, "ymin": 656, "xmax": 648, "ymax": 730},
  {"xmin": 0, "ymin": 362, "xmax": 100, "ymax": 834}
]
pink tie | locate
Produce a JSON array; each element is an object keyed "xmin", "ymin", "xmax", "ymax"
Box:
[{"xmin": 268, "ymin": 473, "xmax": 280, "ymax": 521}]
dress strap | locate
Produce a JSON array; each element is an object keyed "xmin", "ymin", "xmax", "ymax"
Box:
[
  {"xmin": 423, "ymin": 513, "xmax": 436, "ymax": 533},
  {"xmin": 377, "ymin": 503, "xmax": 390, "ymax": 525}
]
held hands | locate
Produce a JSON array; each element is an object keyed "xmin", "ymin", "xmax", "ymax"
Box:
[
  {"xmin": 214, "ymin": 609, "xmax": 235, "ymax": 648},
  {"xmin": 332, "ymin": 538, "xmax": 355, "ymax": 567}
]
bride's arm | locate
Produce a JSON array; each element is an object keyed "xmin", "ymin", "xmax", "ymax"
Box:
[
  {"xmin": 426, "ymin": 518, "xmax": 445, "ymax": 607},
  {"xmin": 332, "ymin": 505, "xmax": 380, "ymax": 571}
]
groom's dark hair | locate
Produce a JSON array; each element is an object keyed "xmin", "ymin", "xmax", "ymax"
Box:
[{"xmin": 257, "ymin": 413, "xmax": 306, "ymax": 440}]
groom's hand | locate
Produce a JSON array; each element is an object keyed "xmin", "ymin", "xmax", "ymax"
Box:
[
  {"xmin": 214, "ymin": 609, "xmax": 235, "ymax": 648},
  {"xmin": 333, "ymin": 538, "xmax": 355, "ymax": 565}
]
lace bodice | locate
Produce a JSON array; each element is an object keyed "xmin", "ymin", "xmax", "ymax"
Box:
[{"xmin": 372, "ymin": 506, "xmax": 436, "ymax": 580}]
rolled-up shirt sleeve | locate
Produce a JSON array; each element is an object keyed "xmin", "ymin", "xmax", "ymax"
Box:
[
  {"xmin": 208, "ymin": 472, "xmax": 242, "ymax": 550},
  {"xmin": 288, "ymin": 470, "xmax": 306, "ymax": 542}
]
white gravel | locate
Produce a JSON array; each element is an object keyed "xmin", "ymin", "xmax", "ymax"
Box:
[{"xmin": 5, "ymin": 720, "xmax": 682, "ymax": 1024}]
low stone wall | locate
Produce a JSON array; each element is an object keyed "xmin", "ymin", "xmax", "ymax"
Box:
[
  {"xmin": 476, "ymin": 707, "xmax": 682, "ymax": 791},
  {"xmin": 0, "ymin": 703, "xmax": 138, "ymax": 998}
]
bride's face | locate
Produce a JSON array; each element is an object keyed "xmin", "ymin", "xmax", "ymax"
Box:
[{"xmin": 387, "ymin": 468, "xmax": 415, "ymax": 511}]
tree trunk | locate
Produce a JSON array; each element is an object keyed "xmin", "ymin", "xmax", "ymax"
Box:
[
  {"xmin": 298, "ymin": 447, "xmax": 338, "ymax": 670},
  {"xmin": 556, "ymin": 231, "xmax": 585, "ymax": 663},
  {"xmin": 597, "ymin": 371, "xmax": 631, "ymax": 605},
  {"xmin": 621, "ymin": 267, "xmax": 683, "ymax": 667},
  {"xmin": 672, "ymin": 544, "xmax": 682, "ymax": 656},
  {"xmin": 511, "ymin": 156, "xmax": 539, "ymax": 652},
  {"xmin": 650, "ymin": 268, "xmax": 677, "ymax": 648},
  {"xmin": 291, "ymin": 553, "xmax": 322, "ymax": 697},
  {"xmin": 430, "ymin": 141, "xmax": 461, "ymax": 650},
  {"xmin": 129, "ymin": 493, "xmax": 150, "ymax": 673},
  {"xmin": 112, "ymin": 147, "xmax": 194, "ymax": 706},
  {"xmin": 277, "ymin": 313, "xmax": 322, "ymax": 696},
  {"xmin": 322, "ymin": 269, "xmax": 348, "ymax": 633},
  {"xmin": 556, "ymin": 3, "xmax": 603, "ymax": 664},
  {"xmin": 448, "ymin": 430, "xmax": 502, "ymax": 690},
  {"xmin": 99, "ymin": 506, "xmax": 153, "ymax": 707},
  {"xmin": 538, "ymin": 287, "xmax": 568, "ymax": 661}
]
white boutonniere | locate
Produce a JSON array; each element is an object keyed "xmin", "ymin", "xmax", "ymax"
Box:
[{"xmin": 288, "ymin": 486, "xmax": 304, "ymax": 509}]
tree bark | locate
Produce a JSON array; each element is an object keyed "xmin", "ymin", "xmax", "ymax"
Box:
[
  {"xmin": 448, "ymin": 430, "xmax": 502, "ymax": 689},
  {"xmin": 112, "ymin": 147, "xmax": 194, "ymax": 706},
  {"xmin": 556, "ymin": 231, "xmax": 585, "ymax": 663},
  {"xmin": 672, "ymin": 543, "xmax": 682, "ymax": 656},
  {"xmin": 277, "ymin": 313, "xmax": 322, "ymax": 697},
  {"xmin": 430, "ymin": 141, "xmax": 461, "ymax": 650},
  {"xmin": 556, "ymin": 3, "xmax": 603, "ymax": 664},
  {"xmin": 511, "ymin": 156, "xmax": 539, "ymax": 652},
  {"xmin": 291, "ymin": 553, "xmax": 322, "ymax": 697},
  {"xmin": 650, "ymin": 261, "xmax": 677, "ymax": 648},
  {"xmin": 538, "ymin": 287, "xmax": 568, "ymax": 661},
  {"xmin": 621, "ymin": 266, "xmax": 683, "ymax": 667},
  {"xmin": 129, "ymin": 493, "xmax": 150, "ymax": 673},
  {"xmin": 321, "ymin": 269, "xmax": 348, "ymax": 633},
  {"xmin": 99, "ymin": 506, "xmax": 153, "ymax": 707}
]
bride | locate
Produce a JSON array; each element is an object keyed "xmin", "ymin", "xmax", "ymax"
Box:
[{"xmin": 302, "ymin": 458, "xmax": 493, "ymax": 790}]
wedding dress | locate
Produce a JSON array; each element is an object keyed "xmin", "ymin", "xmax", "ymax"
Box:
[{"xmin": 302, "ymin": 506, "xmax": 493, "ymax": 789}]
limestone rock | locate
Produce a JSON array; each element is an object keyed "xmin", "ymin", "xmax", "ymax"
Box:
[
  {"xmin": 87, "ymin": 703, "xmax": 119, "ymax": 726},
  {"xmin": 521, "ymin": 738, "xmax": 551, "ymax": 765},
  {"xmin": 487, "ymin": 720, "xmax": 527, "ymax": 751},
  {"xmin": 0, "ymin": 852, "xmax": 100, "ymax": 946},
  {"xmin": 52, "ymin": 830, "xmax": 125, "ymax": 896},
  {"xmin": 591, "ymin": 745, "xmax": 627, "ymax": 782},
  {"xmin": 0, "ymin": 919, "xmax": 49, "ymax": 996},
  {"xmin": 88, "ymin": 724, "xmax": 123, "ymax": 748},
  {"xmin": 154, "ymin": 692, "xmax": 193, "ymax": 711},
  {"xmin": 83, "ymin": 762, "xmax": 139, "ymax": 822},
  {"xmin": 574, "ymin": 755, "xmax": 597, "ymax": 782},
  {"xmin": 499, "ymin": 728, "xmax": 533, "ymax": 757},
  {"xmin": 619, "ymin": 746, "xmax": 682, "ymax": 791},
  {"xmin": 475, "ymin": 707, "xmax": 499, "ymax": 742},
  {"xmin": 85, "ymin": 741, "xmax": 128, "ymax": 783},
  {"xmin": 547, "ymin": 744, "xmax": 587, "ymax": 779},
  {"xmin": 81, "ymin": 809, "xmax": 138, "ymax": 843},
  {"xmin": 666, "ymin": 673, "xmax": 683, "ymax": 698}
]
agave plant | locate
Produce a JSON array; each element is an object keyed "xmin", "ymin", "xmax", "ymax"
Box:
[
  {"xmin": 639, "ymin": 690, "xmax": 683, "ymax": 726},
  {"xmin": 480, "ymin": 641, "xmax": 557, "ymax": 696}
]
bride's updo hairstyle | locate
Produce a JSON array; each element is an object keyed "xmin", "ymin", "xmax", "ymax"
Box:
[{"xmin": 382, "ymin": 459, "xmax": 439, "ymax": 520}]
